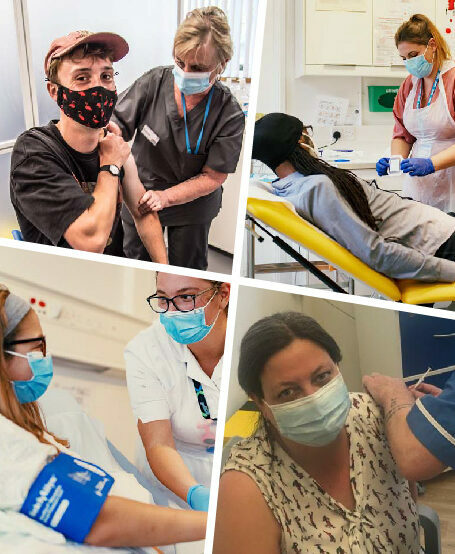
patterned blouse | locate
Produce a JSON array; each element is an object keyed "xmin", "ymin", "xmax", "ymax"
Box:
[{"xmin": 223, "ymin": 393, "xmax": 420, "ymax": 554}]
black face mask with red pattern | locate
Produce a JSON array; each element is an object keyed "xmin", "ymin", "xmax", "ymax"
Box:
[{"xmin": 56, "ymin": 85, "xmax": 118, "ymax": 129}]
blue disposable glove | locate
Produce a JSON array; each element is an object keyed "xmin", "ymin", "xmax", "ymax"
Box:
[
  {"xmin": 376, "ymin": 157, "xmax": 390, "ymax": 176},
  {"xmin": 401, "ymin": 157, "xmax": 435, "ymax": 177},
  {"xmin": 187, "ymin": 484, "xmax": 210, "ymax": 511}
]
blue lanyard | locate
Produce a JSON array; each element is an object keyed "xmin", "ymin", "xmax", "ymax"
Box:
[
  {"xmin": 192, "ymin": 378, "xmax": 217, "ymax": 421},
  {"xmin": 182, "ymin": 87, "xmax": 214, "ymax": 155},
  {"xmin": 416, "ymin": 70, "xmax": 440, "ymax": 109}
]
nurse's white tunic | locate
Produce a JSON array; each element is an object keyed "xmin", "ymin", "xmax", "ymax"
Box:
[{"xmin": 124, "ymin": 320, "xmax": 221, "ymax": 507}]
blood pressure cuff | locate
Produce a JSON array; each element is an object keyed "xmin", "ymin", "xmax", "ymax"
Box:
[{"xmin": 20, "ymin": 452, "xmax": 114, "ymax": 543}]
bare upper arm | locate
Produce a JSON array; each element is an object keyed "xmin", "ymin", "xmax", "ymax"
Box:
[
  {"xmin": 64, "ymin": 209, "xmax": 103, "ymax": 252},
  {"xmin": 137, "ymin": 418, "xmax": 176, "ymax": 450},
  {"xmin": 213, "ymin": 470, "xmax": 281, "ymax": 554},
  {"xmin": 121, "ymin": 155, "xmax": 146, "ymax": 215}
]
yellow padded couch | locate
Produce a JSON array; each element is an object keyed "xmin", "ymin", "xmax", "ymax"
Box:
[{"xmin": 246, "ymin": 184, "xmax": 455, "ymax": 304}]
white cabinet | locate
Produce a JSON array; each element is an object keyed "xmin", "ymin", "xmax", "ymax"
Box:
[
  {"xmin": 300, "ymin": 0, "xmax": 437, "ymax": 77},
  {"xmin": 305, "ymin": 0, "xmax": 373, "ymax": 66}
]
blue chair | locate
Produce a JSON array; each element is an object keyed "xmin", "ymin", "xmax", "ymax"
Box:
[{"xmin": 12, "ymin": 230, "xmax": 24, "ymax": 241}]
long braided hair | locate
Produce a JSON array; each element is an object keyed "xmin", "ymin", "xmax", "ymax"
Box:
[{"xmin": 287, "ymin": 138, "xmax": 379, "ymax": 231}]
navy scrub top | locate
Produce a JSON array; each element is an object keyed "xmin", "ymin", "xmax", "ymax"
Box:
[
  {"xmin": 113, "ymin": 65, "xmax": 245, "ymax": 226},
  {"xmin": 407, "ymin": 372, "xmax": 455, "ymax": 467}
]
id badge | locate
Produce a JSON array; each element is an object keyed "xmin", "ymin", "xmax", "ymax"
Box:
[{"xmin": 141, "ymin": 124, "xmax": 160, "ymax": 146}]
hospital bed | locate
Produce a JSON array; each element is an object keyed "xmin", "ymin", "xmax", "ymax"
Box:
[
  {"xmin": 222, "ymin": 434, "xmax": 442, "ymax": 554},
  {"xmin": 0, "ymin": 390, "xmax": 204, "ymax": 554},
  {"xmin": 245, "ymin": 181, "xmax": 455, "ymax": 304}
]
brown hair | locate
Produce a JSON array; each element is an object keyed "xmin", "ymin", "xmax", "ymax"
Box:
[
  {"xmin": 395, "ymin": 14, "xmax": 451, "ymax": 70},
  {"xmin": 0, "ymin": 288, "xmax": 68, "ymax": 448},
  {"xmin": 173, "ymin": 6, "xmax": 233, "ymax": 68},
  {"xmin": 48, "ymin": 42, "xmax": 115, "ymax": 85},
  {"xmin": 238, "ymin": 312, "xmax": 342, "ymax": 449}
]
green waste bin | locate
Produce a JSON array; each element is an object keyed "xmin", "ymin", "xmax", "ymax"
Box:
[{"xmin": 368, "ymin": 86, "xmax": 399, "ymax": 112}]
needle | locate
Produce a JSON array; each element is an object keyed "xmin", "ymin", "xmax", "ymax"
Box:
[{"xmin": 414, "ymin": 366, "xmax": 433, "ymax": 389}]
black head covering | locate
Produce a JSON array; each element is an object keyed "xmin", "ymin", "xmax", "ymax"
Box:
[{"xmin": 252, "ymin": 113, "xmax": 304, "ymax": 171}]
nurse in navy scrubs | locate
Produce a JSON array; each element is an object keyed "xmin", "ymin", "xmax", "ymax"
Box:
[
  {"xmin": 363, "ymin": 371, "xmax": 455, "ymax": 480},
  {"xmin": 113, "ymin": 6, "xmax": 245, "ymax": 269}
]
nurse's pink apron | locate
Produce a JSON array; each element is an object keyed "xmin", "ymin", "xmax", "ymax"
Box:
[{"xmin": 402, "ymin": 60, "xmax": 455, "ymax": 212}]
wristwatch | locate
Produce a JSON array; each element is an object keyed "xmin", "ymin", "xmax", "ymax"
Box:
[{"xmin": 99, "ymin": 164, "xmax": 121, "ymax": 177}]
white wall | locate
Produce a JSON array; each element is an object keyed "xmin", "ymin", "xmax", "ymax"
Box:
[
  {"xmin": 256, "ymin": 0, "xmax": 286, "ymax": 114},
  {"xmin": 0, "ymin": 246, "xmax": 155, "ymax": 321},
  {"xmin": 355, "ymin": 304, "xmax": 402, "ymax": 378},
  {"xmin": 227, "ymin": 286, "xmax": 404, "ymax": 419},
  {"xmin": 302, "ymin": 298, "xmax": 362, "ymax": 391}
]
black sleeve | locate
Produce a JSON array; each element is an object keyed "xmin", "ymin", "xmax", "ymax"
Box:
[
  {"xmin": 11, "ymin": 152, "xmax": 94, "ymax": 246},
  {"xmin": 205, "ymin": 100, "xmax": 245, "ymax": 174},
  {"xmin": 112, "ymin": 70, "xmax": 153, "ymax": 142}
]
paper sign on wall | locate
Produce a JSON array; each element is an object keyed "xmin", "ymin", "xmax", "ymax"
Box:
[
  {"xmin": 316, "ymin": 95, "xmax": 349, "ymax": 126},
  {"xmin": 373, "ymin": 0, "xmax": 414, "ymax": 66}
]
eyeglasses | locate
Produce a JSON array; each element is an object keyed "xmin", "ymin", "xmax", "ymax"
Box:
[
  {"xmin": 147, "ymin": 286, "xmax": 217, "ymax": 313},
  {"xmin": 302, "ymin": 125, "xmax": 313, "ymax": 137},
  {"xmin": 4, "ymin": 336, "xmax": 46, "ymax": 357}
]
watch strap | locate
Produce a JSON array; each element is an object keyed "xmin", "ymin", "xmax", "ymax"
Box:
[{"xmin": 99, "ymin": 164, "xmax": 120, "ymax": 177}]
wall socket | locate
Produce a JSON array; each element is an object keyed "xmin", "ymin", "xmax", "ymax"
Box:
[{"xmin": 332, "ymin": 126, "xmax": 356, "ymax": 141}]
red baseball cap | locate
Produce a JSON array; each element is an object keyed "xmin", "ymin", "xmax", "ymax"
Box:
[{"xmin": 44, "ymin": 30, "xmax": 129, "ymax": 77}]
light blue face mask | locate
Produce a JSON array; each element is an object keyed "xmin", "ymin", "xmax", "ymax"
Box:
[
  {"xmin": 404, "ymin": 45, "xmax": 433, "ymax": 78},
  {"xmin": 5, "ymin": 350, "xmax": 53, "ymax": 404},
  {"xmin": 266, "ymin": 373, "xmax": 351, "ymax": 446},
  {"xmin": 173, "ymin": 63, "xmax": 212, "ymax": 96},
  {"xmin": 159, "ymin": 291, "xmax": 221, "ymax": 345}
]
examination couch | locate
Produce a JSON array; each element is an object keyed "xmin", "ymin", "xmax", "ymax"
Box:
[{"xmin": 245, "ymin": 181, "xmax": 455, "ymax": 305}]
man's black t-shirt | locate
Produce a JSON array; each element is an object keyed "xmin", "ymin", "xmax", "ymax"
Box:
[{"xmin": 10, "ymin": 121, "xmax": 124, "ymax": 256}]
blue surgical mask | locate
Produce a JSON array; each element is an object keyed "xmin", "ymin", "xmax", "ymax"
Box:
[
  {"xmin": 173, "ymin": 63, "xmax": 212, "ymax": 96},
  {"xmin": 160, "ymin": 291, "xmax": 221, "ymax": 344},
  {"xmin": 404, "ymin": 45, "xmax": 433, "ymax": 78},
  {"xmin": 266, "ymin": 373, "xmax": 351, "ymax": 446},
  {"xmin": 5, "ymin": 350, "xmax": 53, "ymax": 404}
]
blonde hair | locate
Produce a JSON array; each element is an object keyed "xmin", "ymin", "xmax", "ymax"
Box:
[
  {"xmin": 173, "ymin": 6, "xmax": 233, "ymax": 68},
  {"xmin": 0, "ymin": 288, "xmax": 68, "ymax": 448},
  {"xmin": 395, "ymin": 14, "xmax": 451, "ymax": 71}
]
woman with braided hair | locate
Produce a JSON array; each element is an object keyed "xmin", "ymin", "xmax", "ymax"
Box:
[
  {"xmin": 377, "ymin": 14, "xmax": 455, "ymax": 212},
  {"xmin": 252, "ymin": 112, "xmax": 455, "ymax": 282}
]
